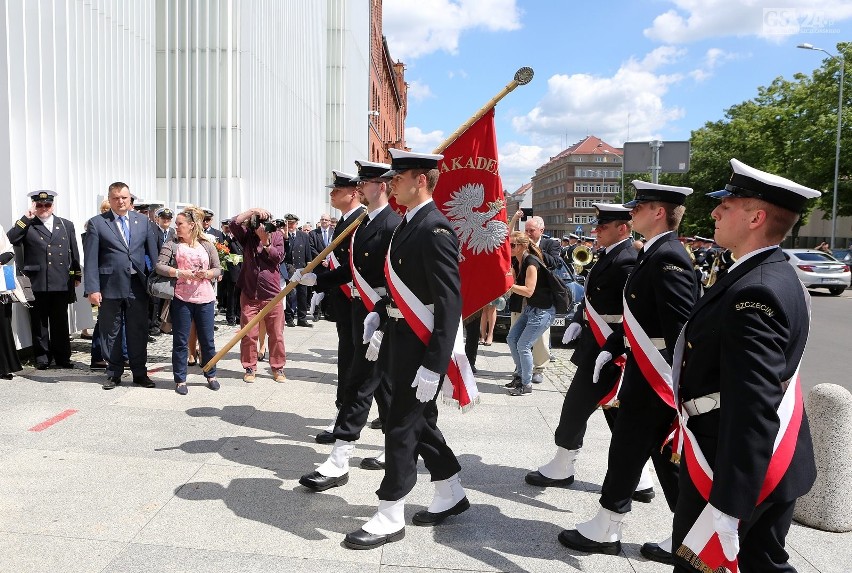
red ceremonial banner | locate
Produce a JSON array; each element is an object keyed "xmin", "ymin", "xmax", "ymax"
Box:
[{"xmin": 433, "ymin": 108, "xmax": 514, "ymax": 319}]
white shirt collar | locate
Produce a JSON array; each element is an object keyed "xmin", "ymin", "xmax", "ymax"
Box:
[
  {"xmin": 642, "ymin": 230, "xmax": 673, "ymax": 251},
  {"xmin": 605, "ymin": 237, "xmax": 630, "ymax": 254},
  {"xmin": 368, "ymin": 203, "xmax": 389, "ymax": 222},
  {"xmin": 39, "ymin": 214, "xmax": 55, "ymax": 231},
  {"xmin": 342, "ymin": 205, "xmax": 363, "ymax": 221},
  {"xmin": 727, "ymin": 245, "xmax": 778, "ymax": 273},
  {"xmin": 405, "ymin": 198, "xmax": 433, "ymax": 222}
]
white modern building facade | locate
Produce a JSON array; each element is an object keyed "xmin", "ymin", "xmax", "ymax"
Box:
[{"xmin": 0, "ymin": 0, "xmax": 370, "ymax": 345}]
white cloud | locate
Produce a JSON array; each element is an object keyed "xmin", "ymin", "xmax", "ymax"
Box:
[
  {"xmin": 511, "ymin": 53, "xmax": 686, "ymax": 149},
  {"xmin": 497, "ymin": 141, "xmax": 560, "ymax": 192},
  {"xmin": 407, "ymin": 80, "xmax": 435, "ymax": 102},
  {"xmin": 404, "ymin": 126, "xmax": 445, "ymax": 153},
  {"xmin": 644, "ymin": 0, "xmax": 852, "ymax": 44},
  {"xmin": 383, "ymin": 0, "xmax": 522, "ymax": 61},
  {"xmin": 689, "ymin": 48, "xmax": 745, "ymax": 82}
]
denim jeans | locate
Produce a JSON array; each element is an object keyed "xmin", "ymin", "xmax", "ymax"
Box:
[
  {"xmin": 507, "ymin": 304, "xmax": 555, "ymax": 386},
  {"xmin": 171, "ymin": 298, "xmax": 217, "ymax": 383}
]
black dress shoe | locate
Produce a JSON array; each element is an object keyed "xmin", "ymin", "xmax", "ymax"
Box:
[
  {"xmin": 90, "ymin": 360, "xmax": 108, "ymax": 369},
  {"xmin": 360, "ymin": 457, "xmax": 386, "ymax": 470},
  {"xmin": 315, "ymin": 431, "xmax": 335, "ymax": 444},
  {"xmin": 132, "ymin": 375, "xmax": 156, "ymax": 388},
  {"xmin": 632, "ymin": 487, "xmax": 655, "ymax": 503},
  {"xmin": 343, "ymin": 527, "xmax": 405, "ymax": 549},
  {"xmin": 640, "ymin": 542, "xmax": 674, "ymax": 564},
  {"xmin": 35, "ymin": 363, "xmax": 50, "ymax": 370},
  {"xmin": 525, "ymin": 470, "xmax": 574, "ymax": 487},
  {"xmin": 102, "ymin": 376, "xmax": 121, "ymax": 390},
  {"xmin": 297, "ymin": 320, "xmax": 313, "ymax": 327},
  {"xmin": 298, "ymin": 470, "xmax": 349, "ymax": 492},
  {"xmin": 558, "ymin": 529, "xmax": 621, "ymax": 555},
  {"xmin": 55, "ymin": 362, "xmax": 74, "ymax": 369},
  {"xmin": 369, "ymin": 418, "xmax": 383, "ymax": 430},
  {"xmin": 412, "ymin": 497, "xmax": 470, "ymax": 526}
]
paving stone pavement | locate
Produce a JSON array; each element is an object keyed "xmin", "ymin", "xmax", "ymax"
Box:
[{"xmin": 0, "ymin": 313, "xmax": 848, "ymax": 573}]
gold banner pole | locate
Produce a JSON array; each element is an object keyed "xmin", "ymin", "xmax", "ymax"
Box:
[
  {"xmin": 433, "ymin": 67, "xmax": 534, "ymax": 154},
  {"xmin": 202, "ymin": 211, "xmax": 368, "ymax": 373}
]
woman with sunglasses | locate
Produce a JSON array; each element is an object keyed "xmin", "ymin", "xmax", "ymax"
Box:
[
  {"xmin": 506, "ymin": 231, "xmax": 555, "ymax": 396},
  {"xmin": 155, "ymin": 206, "xmax": 222, "ymax": 394}
]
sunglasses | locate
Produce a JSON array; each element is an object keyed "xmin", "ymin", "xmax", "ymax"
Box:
[
  {"xmin": 509, "ymin": 242, "xmax": 521, "ymax": 247},
  {"xmin": 35, "ymin": 202, "xmax": 52, "ymax": 208}
]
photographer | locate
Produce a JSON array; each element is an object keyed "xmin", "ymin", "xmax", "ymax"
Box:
[{"xmin": 229, "ymin": 208, "xmax": 286, "ymax": 383}]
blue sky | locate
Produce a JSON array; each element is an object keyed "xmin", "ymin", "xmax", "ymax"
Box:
[{"xmin": 382, "ymin": 0, "xmax": 852, "ymax": 192}]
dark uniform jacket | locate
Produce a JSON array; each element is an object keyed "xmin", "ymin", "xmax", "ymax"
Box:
[
  {"xmin": 315, "ymin": 208, "xmax": 366, "ymax": 292},
  {"xmin": 283, "ymin": 230, "xmax": 317, "ymax": 271},
  {"xmin": 385, "ymin": 201, "xmax": 461, "ymax": 376},
  {"xmin": 677, "ymin": 247, "xmax": 816, "ymax": 519},
  {"xmin": 571, "ymin": 238, "xmax": 636, "ymax": 369},
  {"xmin": 204, "ymin": 226, "xmax": 225, "ymax": 244},
  {"xmin": 156, "ymin": 227, "xmax": 175, "ymax": 253},
  {"xmin": 348, "ymin": 206, "xmax": 402, "ymax": 289},
  {"xmin": 7, "ymin": 215, "xmax": 81, "ymax": 292},
  {"xmin": 605, "ymin": 231, "xmax": 698, "ymax": 363}
]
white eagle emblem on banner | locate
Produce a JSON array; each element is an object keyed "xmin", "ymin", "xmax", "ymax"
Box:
[{"xmin": 444, "ymin": 183, "xmax": 509, "ymax": 261}]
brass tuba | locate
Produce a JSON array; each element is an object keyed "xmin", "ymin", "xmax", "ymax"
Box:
[{"xmin": 572, "ymin": 245, "xmax": 594, "ymax": 274}]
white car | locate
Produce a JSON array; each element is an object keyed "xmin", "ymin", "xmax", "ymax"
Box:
[{"xmin": 783, "ymin": 249, "xmax": 851, "ymax": 296}]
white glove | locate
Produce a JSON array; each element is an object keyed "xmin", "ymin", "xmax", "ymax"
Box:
[
  {"xmin": 363, "ymin": 312, "xmax": 380, "ymax": 344},
  {"xmin": 309, "ymin": 291, "xmax": 324, "ymax": 314},
  {"xmin": 711, "ymin": 505, "xmax": 740, "ymax": 561},
  {"xmin": 365, "ymin": 331, "xmax": 383, "ymax": 361},
  {"xmin": 411, "ymin": 366, "xmax": 440, "ymax": 403},
  {"xmin": 592, "ymin": 351, "xmax": 613, "ymax": 384},
  {"xmin": 562, "ymin": 322, "xmax": 582, "ymax": 344},
  {"xmin": 290, "ymin": 268, "xmax": 317, "ymax": 286}
]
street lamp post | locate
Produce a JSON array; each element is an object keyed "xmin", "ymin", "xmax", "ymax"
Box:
[{"xmin": 798, "ymin": 43, "xmax": 845, "ymax": 249}]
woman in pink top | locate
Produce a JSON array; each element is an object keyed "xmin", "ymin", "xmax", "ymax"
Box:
[{"xmin": 155, "ymin": 207, "xmax": 222, "ymax": 394}]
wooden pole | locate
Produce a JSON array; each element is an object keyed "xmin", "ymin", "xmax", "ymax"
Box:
[
  {"xmin": 202, "ymin": 211, "xmax": 368, "ymax": 372},
  {"xmin": 433, "ymin": 67, "xmax": 533, "ymax": 154}
]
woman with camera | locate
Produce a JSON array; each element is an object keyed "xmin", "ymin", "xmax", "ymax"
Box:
[
  {"xmin": 505, "ymin": 230, "xmax": 555, "ymax": 396},
  {"xmin": 155, "ymin": 207, "xmax": 222, "ymax": 394},
  {"xmin": 0, "ymin": 223, "xmax": 23, "ymax": 379}
]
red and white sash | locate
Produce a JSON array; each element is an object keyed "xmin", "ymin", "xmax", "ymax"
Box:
[
  {"xmin": 384, "ymin": 251, "xmax": 479, "ymax": 411},
  {"xmin": 622, "ymin": 297, "xmax": 676, "ymax": 410},
  {"xmin": 584, "ymin": 297, "xmax": 624, "ymax": 406},
  {"xmin": 349, "ymin": 228, "xmax": 381, "ymax": 312},
  {"xmin": 328, "ymin": 247, "xmax": 352, "ymax": 300},
  {"xmin": 672, "ymin": 285, "xmax": 810, "ymax": 572}
]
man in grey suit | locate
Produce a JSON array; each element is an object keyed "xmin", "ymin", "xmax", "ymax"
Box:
[{"xmin": 83, "ymin": 182, "xmax": 159, "ymax": 390}]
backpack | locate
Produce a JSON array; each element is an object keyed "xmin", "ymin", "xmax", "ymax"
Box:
[{"xmin": 530, "ymin": 255, "xmax": 570, "ymax": 314}]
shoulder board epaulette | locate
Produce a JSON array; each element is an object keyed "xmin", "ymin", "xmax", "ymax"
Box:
[{"xmin": 433, "ymin": 228, "xmax": 451, "ymax": 235}]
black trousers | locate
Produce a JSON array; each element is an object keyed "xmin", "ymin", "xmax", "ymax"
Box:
[
  {"xmin": 29, "ymin": 291, "xmax": 72, "ymax": 365},
  {"xmin": 377, "ymin": 318, "xmax": 461, "ymax": 501},
  {"xmin": 99, "ymin": 278, "xmax": 149, "ymax": 378},
  {"xmin": 673, "ymin": 462, "xmax": 798, "ymax": 573},
  {"xmin": 222, "ymin": 277, "xmax": 241, "ymax": 323},
  {"xmin": 285, "ymin": 284, "xmax": 309, "ymax": 321},
  {"xmin": 463, "ymin": 318, "xmax": 479, "ymax": 369},
  {"xmin": 333, "ymin": 298, "xmax": 391, "ymax": 442},
  {"xmin": 599, "ymin": 362, "xmax": 680, "ymax": 513},
  {"xmin": 327, "ymin": 289, "xmax": 354, "ymax": 409},
  {"xmin": 555, "ymin": 333, "xmax": 620, "ymax": 449}
]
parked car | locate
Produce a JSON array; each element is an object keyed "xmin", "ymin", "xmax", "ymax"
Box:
[
  {"xmin": 493, "ymin": 260, "xmax": 584, "ymax": 343},
  {"xmin": 782, "ymin": 249, "xmax": 850, "ymax": 296},
  {"xmin": 831, "ymin": 249, "xmax": 852, "ymax": 267}
]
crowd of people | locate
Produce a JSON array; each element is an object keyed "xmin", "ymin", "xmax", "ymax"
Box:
[{"xmin": 0, "ymin": 155, "xmax": 823, "ymax": 573}]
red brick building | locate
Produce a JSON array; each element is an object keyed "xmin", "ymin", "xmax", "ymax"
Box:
[
  {"xmin": 531, "ymin": 135, "xmax": 623, "ymax": 239},
  {"xmin": 368, "ymin": 1, "xmax": 407, "ymax": 162}
]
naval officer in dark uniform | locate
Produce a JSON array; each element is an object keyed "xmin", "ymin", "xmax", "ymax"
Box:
[
  {"xmin": 526, "ymin": 203, "xmax": 655, "ymax": 499},
  {"xmin": 343, "ymin": 149, "xmax": 468, "ymax": 550},
  {"xmin": 307, "ymin": 172, "xmax": 365, "ymax": 442},
  {"xmin": 560, "ymin": 182, "xmax": 699, "ymax": 562},
  {"xmin": 672, "ymin": 159, "xmax": 818, "ymax": 573},
  {"xmin": 7, "ymin": 190, "xmax": 81, "ymax": 369},
  {"xmin": 295, "ymin": 160, "xmax": 400, "ymax": 491}
]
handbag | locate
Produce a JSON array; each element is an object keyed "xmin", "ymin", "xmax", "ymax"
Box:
[{"xmin": 147, "ymin": 242, "xmax": 177, "ymax": 300}]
